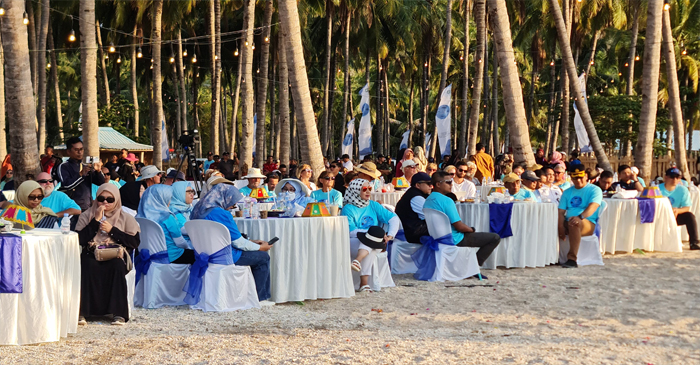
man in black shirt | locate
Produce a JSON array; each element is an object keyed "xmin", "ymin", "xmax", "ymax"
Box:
[
  {"xmin": 395, "ymin": 172, "xmax": 432, "ymax": 243},
  {"xmin": 218, "ymin": 152, "xmax": 236, "ymax": 180},
  {"xmin": 595, "ymin": 170, "xmax": 616, "ymax": 195},
  {"xmin": 612, "ymin": 164, "xmax": 643, "ymax": 192},
  {"xmin": 56, "ymin": 137, "xmax": 105, "ymax": 211},
  {"xmin": 329, "ymin": 161, "xmax": 345, "ymax": 194}
]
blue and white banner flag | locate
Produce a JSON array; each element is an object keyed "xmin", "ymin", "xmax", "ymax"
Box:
[
  {"xmin": 435, "ymin": 84, "xmax": 452, "ymax": 157},
  {"xmin": 358, "ymin": 84, "xmax": 372, "ymax": 159},
  {"xmin": 161, "ymin": 120, "xmax": 170, "ymax": 162},
  {"xmin": 252, "ymin": 114, "xmax": 257, "ymax": 157},
  {"xmin": 573, "ymin": 73, "xmax": 592, "ymax": 153},
  {"xmin": 342, "ymin": 118, "xmax": 355, "ymax": 159},
  {"xmin": 399, "ymin": 130, "xmax": 410, "ymax": 150},
  {"xmin": 425, "ymin": 132, "xmax": 432, "ymax": 156}
]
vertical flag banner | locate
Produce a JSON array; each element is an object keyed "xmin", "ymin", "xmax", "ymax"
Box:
[
  {"xmin": 252, "ymin": 114, "xmax": 257, "ymax": 157},
  {"xmin": 342, "ymin": 118, "xmax": 355, "ymax": 159},
  {"xmin": 161, "ymin": 120, "xmax": 170, "ymax": 162},
  {"xmin": 435, "ymin": 84, "xmax": 452, "ymax": 157},
  {"xmin": 358, "ymin": 84, "xmax": 372, "ymax": 159},
  {"xmin": 399, "ymin": 130, "xmax": 410, "ymax": 150},
  {"xmin": 573, "ymin": 74, "xmax": 592, "ymax": 153},
  {"xmin": 425, "ymin": 132, "xmax": 432, "ymax": 156}
]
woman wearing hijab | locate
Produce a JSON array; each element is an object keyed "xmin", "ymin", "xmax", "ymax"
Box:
[
  {"xmin": 75, "ymin": 184, "xmax": 140, "ymax": 326},
  {"xmin": 413, "ymin": 146, "xmax": 428, "ymax": 172},
  {"xmin": 548, "ymin": 151, "xmax": 564, "ymax": 169},
  {"xmin": 137, "ymin": 184, "xmax": 194, "ymax": 264},
  {"xmin": 190, "ymin": 183, "xmax": 275, "ymax": 305},
  {"xmin": 274, "ymin": 178, "xmax": 313, "ymax": 208},
  {"xmin": 170, "ymin": 181, "xmax": 194, "ymax": 221},
  {"xmin": 341, "ymin": 179, "xmax": 400, "ymax": 292},
  {"xmin": 13, "ymin": 180, "xmax": 58, "ymax": 228},
  {"xmin": 395, "ymin": 148, "xmax": 414, "ymax": 177}
]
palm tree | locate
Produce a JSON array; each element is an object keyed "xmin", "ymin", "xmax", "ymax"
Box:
[
  {"xmin": 626, "ymin": 1, "xmax": 642, "ymax": 96},
  {"xmin": 239, "ymin": 0, "xmax": 255, "ymax": 170},
  {"xmin": 559, "ymin": 0, "xmax": 573, "ymax": 154},
  {"xmin": 151, "ymin": 0, "xmax": 164, "ymax": 168},
  {"xmin": 429, "ymin": 0, "xmax": 454, "ymax": 158},
  {"xmin": 95, "ymin": 21, "xmax": 110, "ymax": 109},
  {"xmin": 458, "ymin": 0, "xmax": 471, "ymax": 155},
  {"xmin": 320, "ymin": 0, "xmax": 334, "ymax": 156},
  {"xmin": 467, "ymin": 0, "xmax": 486, "ymax": 157},
  {"xmin": 279, "ymin": 39, "xmax": 290, "ymax": 166},
  {"xmin": 635, "ymin": 0, "xmax": 664, "ymax": 182},
  {"xmin": 79, "ymin": 0, "xmax": 100, "ymax": 158},
  {"xmin": 131, "ymin": 24, "xmax": 140, "ymax": 137},
  {"xmin": 548, "ymin": 0, "xmax": 612, "ymax": 171},
  {"xmin": 0, "ymin": 32, "xmax": 8, "ymax": 162},
  {"xmin": 255, "ymin": 0, "xmax": 275, "ymax": 167},
  {"xmin": 47, "ymin": 28, "xmax": 64, "ymax": 141},
  {"xmin": 278, "ymin": 0, "xmax": 325, "ymax": 177},
  {"xmin": 176, "ymin": 29, "xmax": 187, "ymax": 136},
  {"xmin": 209, "ymin": 0, "xmax": 221, "ymax": 155},
  {"xmin": 36, "ymin": 0, "xmax": 50, "ymax": 154},
  {"xmin": 661, "ymin": 4, "xmax": 690, "ymax": 180}
]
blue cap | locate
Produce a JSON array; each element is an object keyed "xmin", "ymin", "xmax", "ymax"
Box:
[{"xmin": 411, "ymin": 172, "xmax": 432, "ymax": 187}]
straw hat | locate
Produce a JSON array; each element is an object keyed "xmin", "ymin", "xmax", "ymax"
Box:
[
  {"xmin": 355, "ymin": 162, "xmax": 382, "ymax": 179},
  {"xmin": 242, "ymin": 167, "xmax": 267, "ymax": 179}
]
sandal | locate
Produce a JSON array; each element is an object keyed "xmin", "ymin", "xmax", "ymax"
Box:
[
  {"xmin": 358, "ymin": 285, "xmax": 372, "ymax": 292},
  {"xmin": 351, "ymin": 259, "xmax": 362, "ymax": 272}
]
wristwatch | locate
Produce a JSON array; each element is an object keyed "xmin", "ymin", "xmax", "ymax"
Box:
[{"xmin": 578, "ymin": 214, "xmax": 585, "ymax": 221}]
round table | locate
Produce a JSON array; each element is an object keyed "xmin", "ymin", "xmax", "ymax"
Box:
[
  {"xmin": 370, "ymin": 191, "xmax": 405, "ymax": 207},
  {"xmin": 233, "ymin": 216, "xmax": 354, "ymax": 303},
  {"xmin": 0, "ymin": 230, "xmax": 80, "ymax": 345},
  {"xmin": 456, "ymin": 202, "xmax": 559, "ymax": 269},
  {"xmin": 599, "ymin": 198, "xmax": 681, "ymax": 254}
]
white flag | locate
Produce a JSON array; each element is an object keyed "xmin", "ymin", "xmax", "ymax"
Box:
[
  {"xmin": 573, "ymin": 74, "xmax": 592, "ymax": 153},
  {"xmin": 342, "ymin": 118, "xmax": 355, "ymax": 159},
  {"xmin": 425, "ymin": 132, "xmax": 432, "ymax": 157},
  {"xmin": 252, "ymin": 114, "xmax": 257, "ymax": 157},
  {"xmin": 161, "ymin": 120, "xmax": 170, "ymax": 162},
  {"xmin": 399, "ymin": 130, "xmax": 410, "ymax": 150},
  {"xmin": 358, "ymin": 84, "xmax": 372, "ymax": 159},
  {"xmin": 435, "ymin": 84, "xmax": 452, "ymax": 157}
]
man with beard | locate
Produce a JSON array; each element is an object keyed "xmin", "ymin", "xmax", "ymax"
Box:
[{"xmin": 36, "ymin": 172, "xmax": 81, "ymax": 217}]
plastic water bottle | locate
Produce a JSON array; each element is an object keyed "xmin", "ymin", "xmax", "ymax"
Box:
[{"xmin": 60, "ymin": 214, "xmax": 71, "ymax": 234}]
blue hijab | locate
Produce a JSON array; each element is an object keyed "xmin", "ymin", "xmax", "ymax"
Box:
[
  {"xmin": 170, "ymin": 181, "xmax": 193, "ymax": 219},
  {"xmin": 136, "ymin": 184, "xmax": 174, "ymax": 224},
  {"xmin": 190, "ymin": 183, "xmax": 244, "ymax": 220},
  {"xmin": 280, "ymin": 180, "xmax": 313, "ymax": 206}
]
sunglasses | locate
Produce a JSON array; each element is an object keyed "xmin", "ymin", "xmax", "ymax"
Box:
[
  {"xmin": 303, "ymin": 169, "xmax": 313, "ymax": 173},
  {"xmin": 440, "ymin": 180, "xmax": 454, "ymax": 185},
  {"xmin": 37, "ymin": 179, "xmax": 53, "ymax": 184},
  {"xmin": 361, "ymin": 186, "xmax": 373, "ymax": 192},
  {"xmin": 27, "ymin": 194, "xmax": 44, "ymax": 201},
  {"xmin": 321, "ymin": 176, "xmax": 335, "ymax": 180},
  {"xmin": 446, "ymin": 172, "xmax": 455, "ymax": 176},
  {"xmin": 458, "ymin": 169, "xmax": 469, "ymax": 173},
  {"xmin": 96, "ymin": 196, "xmax": 116, "ymax": 203}
]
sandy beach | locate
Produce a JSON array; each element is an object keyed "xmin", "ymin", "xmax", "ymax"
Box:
[{"xmin": 1, "ymin": 249, "xmax": 699, "ymax": 365}]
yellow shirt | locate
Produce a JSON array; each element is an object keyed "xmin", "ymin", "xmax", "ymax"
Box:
[{"xmin": 470, "ymin": 152, "xmax": 494, "ymax": 181}]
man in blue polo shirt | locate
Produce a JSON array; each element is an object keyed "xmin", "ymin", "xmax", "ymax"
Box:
[
  {"xmin": 659, "ymin": 168, "xmax": 700, "ymax": 250},
  {"xmin": 423, "ymin": 171, "xmax": 500, "ymax": 268},
  {"xmin": 558, "ymin": 164, "xmax": 603, "ymax": 268}
]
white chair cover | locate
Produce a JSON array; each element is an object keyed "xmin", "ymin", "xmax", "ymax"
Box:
[
  {"xmin": 126, "ymin": 270, "xmax": 135, "ymax": 317},
  {"xmin": 185, "ymin": 220, "xmax": 260, "ymax": 311},
  {"xmin": 390, "ymin": 239, "xmax": 421, "ymax": 274},
  {"xmin": 134, "ymin": 218, "xmax": 191, "ymax": 308},
  {"xmin": 423, "ymin": 208, "xmax": 480, "ymax": 282},
  {"xmin": 559, "ymin": 205, "xmax": 605, "ymax": 267}
]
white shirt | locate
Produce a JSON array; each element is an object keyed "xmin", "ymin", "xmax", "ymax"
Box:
[
  {"xmin": 452, "ymin": 178, "xmax": 477, "ymax": 197},
  {"xmin": 539, "ymin": 184, "xmax": 563, "ymax": 204},
  {"xmin": 410, "ymin": 196, "xmax": 427, "ymax": 220},
  {"xmin": 342, "ymin": 160, "xmax": 354, "ymax": 171}
]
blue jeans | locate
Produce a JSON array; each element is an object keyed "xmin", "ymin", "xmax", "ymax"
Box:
[{"xmin": 234, "ymin": 251, "xmax": 271, "ymax": 301}]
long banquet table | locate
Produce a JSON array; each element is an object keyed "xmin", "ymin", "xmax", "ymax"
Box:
[
  {"xmin": 370, "ymin": 191, "xmax": 405, "ymax": 207},
  {"xmin": 233, "ymin": 216, "xmax": 354, "ymax": 303},
  {"xmin": 456, "ymin": 202, "xmax": 559, "ymax": 269},
  {"xmin": 0, "ymin": 230, "xmax": 80, "ymax": 346}
]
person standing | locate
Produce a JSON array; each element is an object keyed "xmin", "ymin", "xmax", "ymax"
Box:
[
  {"xmin": 40, "ymin": 146, "xmax": 62, "ymax": 174},
  {"xmin": 56, "ymin": 137, "xmax": 105, "ymax": 211},
  {"xmin": 469, "ymin": 143, "xmax": 494, "ymax": 182},
  {"xmin": 203, "ymin": 152, "xmax": 215, "ymax": 171},
  {"xmin": 218, "ymin": 152, "xmax": 236, "ymax": 181}
]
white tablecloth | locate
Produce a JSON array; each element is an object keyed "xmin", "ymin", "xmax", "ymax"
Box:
[
  {"xmin": 233, "ymin": 216, "xmax": 354, "ymax": 303},
  {"xmin": 370, "ymin": 191, "xmax": 405, "ymax": 207},
  {"xmin": 684, "ymin": 189, "xmax": 700, "ymax": 242},
  {"xmin": 0, "ymin": 230, "xmax": 80, "ymax": 345},
  {"xmin": 599, "ymin": 198, "xmax": 681, "ymax": 254},
  {"xmin": 456, "ymin": 202, "xmax": 559, "ymax": 269}
]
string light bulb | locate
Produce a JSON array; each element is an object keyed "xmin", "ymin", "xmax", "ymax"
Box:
[
  {"xmin": 22, "ymin": 11, "xmax": 28, "ymax": 25},
  {"xmin": 635, "ymin": 55, "xmax": 640, "ymax": 61},
  {"xmin": 664, "ymin": 2, "xmax": 670, "ymax": 11},
  {"xmin": 264, "ymin": 36, "xmax": 269, "ymax": 43},
  {"xmin": 215, "ymin": 55, "xmax": 218, "ymax": 60},
  {"xmin": 137, "ymin": 47, "xmax": 143, "ymax": 58},
  {"xmin": 169, "ymin": 53, "xmax": 175, "ymax": 63},
  {"xmin": 0, "ymin": 1, "xmax": 5, "ymax": 16},
  {"xmin": 191, "ymin": 55, "xmax": 197, "ymax": 63},
  {"xmin": 550, "ymin": 60, "xmax": 555, "ymax": 66},
  {"xmin": 624, "ymin": 62, "xmax": 629, "ymax": 67},
  {"xmin": 68, "ymin": 29, "xmax": 76, "ymax": 42},
  {"xmin": 245, "ymin": 41, "xmax": 249, "ymax": 46},
  {"xmin": 150, "ymin": 64, "xmax": 153, "ymax": 69},
  {"xmin": 682, "ymin": 49, "xmax": 687, "ymax": 55},
  {"xmin": 46, "ymin": 63, "xmax": 51, "ymax": 69},
  {"xmin": 252, "ymin": 44, "xmax": 255, "ymax": 50},
  {"xmin": 234, "ymin": 48, "xmax": 239, "ymax": 56},
  {"xmin": 183, "ymin": 49, "xmax": 187, "ymax": 57},
  {"xmin": 109, "ymin": 43, "xmax": 116, "ymax": 53}
]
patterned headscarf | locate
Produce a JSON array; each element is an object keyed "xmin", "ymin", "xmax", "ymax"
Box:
[
  {"xmin": 343, "ymin": 178, "xmax": 371, "ymax": 209},
  {"xmin": 170, "ymin": 181, "xmax": 193, "ymax": 219},
  {"xmin": 190, "ymin": 183, "xmax": 243, "ymax": 220},
  {"xmin": 137, "ymin": 184, "xmax": 174, "ymax": 224},
  {"xmin": 15, "ymin": 180, "xmax": 56, "ymax": 225}
]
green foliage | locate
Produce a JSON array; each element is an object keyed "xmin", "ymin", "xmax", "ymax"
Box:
[{"xmin": 98, "ymin": 96, "xmax": 150, "ymax": 145}]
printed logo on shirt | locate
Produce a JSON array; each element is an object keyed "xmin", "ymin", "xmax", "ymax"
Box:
[
  {"xmin": 570, "ymin": 196, "xmax": 583, "ymax": 208},
  {"xmin": 360, "ymin": 215, "xmax": 375, "ymax": 229},
  {"xmin": 669, "ymin": 196, "xmax": 675, "ymax": 205}
]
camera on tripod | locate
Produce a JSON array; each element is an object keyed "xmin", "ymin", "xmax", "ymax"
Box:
[{"xmin": 178, "ymin": 129, "xmax": 200, "ymax": 149}]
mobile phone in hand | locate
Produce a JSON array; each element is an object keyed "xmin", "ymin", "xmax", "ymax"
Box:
[{"xmin": 268, "ymin": 237, "xmax": 279, "ymax": 245}]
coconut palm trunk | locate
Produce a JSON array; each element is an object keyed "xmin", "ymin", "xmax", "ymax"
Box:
[
  {"xmin": 321, "ymin": 0, "xmax": 334, "ymax": 155},
  {"xmin": 26, "ymin": 0, "xmax": 37, "ymax": 97},
  {"xmin": 0, "ymin": 33, "xmax": 8, "ymax": 162},
  {"xmin": 230, "ymin": 52, "xmax": 243, "ymax": 152},
  {"xmin": 77, "ymin": 0, "xmax": 100, "ymax": 159},
  {"xmin": 151, "ymin": 0, "xmax": 164, "ymax": 168},
  {"xmin": 624, "ymin": 3, "xmax": 641, "ymax": 156},
  {"xmin": 429, "ymin": 0, "xmax": 454, "ymax": 158},
  {"xmin": 95, "ymin": 21, "xmax": 110, "ymax": 109},
  {"xmin": 487, "ymin": 0, "xmax": 535, "ymax": 166},
  {"xmin": 559, "ymin": 0, "xmax": 572, "ymax": 154},
  {"xmin": 255, "ymin": 0, "xmax": 274, "ymax": 167},
  {"xmin": 48, "ymin": 29, "xmax": 63, "ymax": 141},
  {"xmin": 548, "ymin": 0, "xmax": 611, "ymax": 171},
  {"xmin": 467, "ymin": 0, "xmax": 486, "ymax": 157},
  {"xmin": 177, "ymin": 29, "xmax": 187, "ymax": 135},
  {"xmin": 209, "ymin": 0, "xmax": 221, "ymax": 155},
  {"xmin": 459, "ymin": 0, "xmax": 471, "ymax": 154},
  {"xmin": 278, "ymin": 0, "xmax": 325, "ymax": 177},
  {"xmin": 1, "ymin": 0, "xmax": 40, "ymax": 182},
  {"xmin": 239, "ymin": 0, "xmax": 255, "ymax": 170},
  {"xmin": 131, "ymin": 25, "xmax": 140, "ymax": 137},
  {"xmin": 339, "ymin": 9, "xmax": 351, "ymax": 157},
  {"xmin": 661, "ymin": 8, "xmax": 689, "ymax": 180},
  {"xmin": 35, "ymin": 0, "xmax": 49, "ymax": 153}
]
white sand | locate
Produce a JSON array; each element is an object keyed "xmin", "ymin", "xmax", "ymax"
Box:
[{"xmin": 2, "ymin": 250, "xmax": 699, "ymax": 364}]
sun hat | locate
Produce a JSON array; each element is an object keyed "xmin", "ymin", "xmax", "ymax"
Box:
[
  {"xmin": 357, "ymin": 226, "xmax": 387, "ymax": 250},
  {"xmin": 138, "ymin": 165, "xmax": 163, "ymax": 181},
  {"xmin": 401, "ymin": 159, "xmax": 417, "ymax": 171},
  {"xmin": 125, "ymin": 153, "xmax": 139, "ymax": 162},
  {"xmin": 242, "ymin": 167, "xmax": 267, "ymax": 179},
  {"xmin": 274, "ymin": 178, "xmax": 311, "ymax": 197},
  {"xmin": 355, "ymin": 161, "xmax": 382, "ymax": 179},
  {"xmin": 166, "ymin": 170, "xmax": 186, "ymax": 181}
]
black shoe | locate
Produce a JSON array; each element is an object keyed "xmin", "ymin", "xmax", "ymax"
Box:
[
  {"xmin": 561, "ymin": 259, "xmax": 578, "ymax": 268},
  {"xmin": 690, "ymin": 243, "xmax": 700, "ymax": 250}
]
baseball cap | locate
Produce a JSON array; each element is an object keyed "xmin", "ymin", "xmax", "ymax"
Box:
[
  {"xmin": 568, "ymin": 163, "xmax": 586, "ymax": 178},
  {"xmin": 166, "ymin": 170, "xmax": 186, "ymax": 181},
  {"xmin": 665, "ymin": 168, "xmax": 681, "ymax": 178},
  {"xmin": 503, "ymin": 173, "xmax": 521, "ymax": 183},
  {"xmin": 410, "ymin": 172, "xmax": 432, "ymax": 187},
  {"xmin": 521, "ymin": 170, "xmax": 538, "ymax": 182}
]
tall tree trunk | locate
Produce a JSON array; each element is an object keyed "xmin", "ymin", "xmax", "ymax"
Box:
[
  {"xmin": 26, "ymin": 0, "xmax": 37, "ymax": 98},
  {"xmin": 383, "ymin": 59, "xmax": 390, "ymax": 154},
  {"xmin": 95, "ymin": 21, "xmax": 110, "ymax": 109},
  {"xmin": 131, "ymin": 25, "xmax": 140, "ymax": 137},
  {"xmin": 459, "ymin": 0, "xmax": 471, "ymax": 154},
  {"xmin": 548, "ymin": 0, "xmax": 611, "ymax": 171},
  {"xmin": 340, "ymin": 10, "xmax": 351, "ymax": 157},
  {"xmin": 0, "ymin": 32, "xmax": 8, "ymax": 161},
  {"xmin": 77, "ymin": 0, "xmax": 99, "ymax": 159},
  {"xmin": 662, "ymin": 8, "xmax": 689, "ymax": 180},
  {"xmin": 209, "ymin": 0, "xmax": 221, "ymax": 154},
  {"xmin": 491, "ymin": 43, "xmax": 499, "ymax": 153},
  {"xmin": 468, "ymin": 0, "xmax": 486, "ymax": 157},
  {"xmin": 48, "ymin": 24, "xmax": 63, "ymax": 142},
  {"xmin": 1, "ymin": 0, "xmax": 40, "ymax": 182},
  {"xmin": 321, "ymin": 0, "xmax": 334, "ymax": 155},
  {"xmin": 255, "ymin": 0, "xmax": 274, "ymax": 166},
  {"xmin": 269, "ymin": 41, "xmax": 277, "ymax": 157},
  {"xmin": 634, "ymin": 0, "xmax": 663, "ymax": 182},
  {"xmin": 329, "ymin": 49, "xmax": 339, "ymax": 154},
  {"xmin": 487, "ymin": 0, "xmax": 535, "ymax": 166},
  {"xmin": 407, "ymin": 73, "xmax": 416, "ymax": 147},
  {"xmin": 177, "ymin": 29, "xmax": 187, "ymax": 135},
  {"xmin": 35, "ymin": 0, "xmax": 49, "ymax": 153},
  {"xmin": 431, "ymin": 0, "xmax": 453, "ymax": 158},
  {"xmin": 481, "ymin": 36, "xmax": 490, "ymax": 151},
  {"xmin": 172, "ymin": 71, "xmax": 181, "ymax": 137},
  {"xmin": 376, "ymin": 53, "xmax": 383, "ymax": 156},
  {"xmin": 584, "ymin": 30, "xmax": 599, "ymax": 78},
  {"xmin": 230, "ymin": 50, "xmax": 243, "ymax": 151},
  {"xmin": 278, "ymin": 0, "xmax": 325, "ymax": 177},
  {"xmin": 625, "ymin": 3, "xmax": 641, "ymax": 157},
  {"xmin": 559, "ymin": 0, "xmax": 572, "ymax": 154},
  {"xmin": 151, "ymin": 0, "xmax": 164, "ymax": 168},
  {"xmin": 239, "ymin": 0, "xmax": 255, "ymax": 169}
]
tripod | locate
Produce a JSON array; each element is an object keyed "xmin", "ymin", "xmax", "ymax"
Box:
[{"xmin": 175, "ymin": 143, "xmax": 204, "ymax": 198}]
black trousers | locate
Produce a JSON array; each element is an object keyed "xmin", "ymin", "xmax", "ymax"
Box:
[
  {"xmin": 457, "ymin": 232, "xmax": 501, "ymax": 266},
  {"xmin": 405, "ymin": 221, "xmax": 430, "ymax": 244},
  {"xmin": 171, "ymin": 249, "xmax": 196, "ymax": 264},
  {"xmin": 677, "ymin": 212, "xmax": 699, "ymax": 245}
]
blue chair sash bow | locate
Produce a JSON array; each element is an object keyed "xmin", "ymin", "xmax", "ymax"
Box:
[
  {"xmin": 411, "ymin": 234, "xmax": 452, "ymax": 281},
  {"xmin": 134, "ymin": 248, "xmax": 171, "ymax": 286},
  {"xmin": 183, "ymin": 246, "xmax": 233, "ymax": 305}
]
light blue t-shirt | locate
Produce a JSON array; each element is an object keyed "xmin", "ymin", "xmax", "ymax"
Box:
[
  {"xmin": 658, "ymin": 184, "xmax": 691, "ymax": 209},
  {"xmin": 341, "ymin": 200, "xmax": 396, "ymax": 232},
  {"xmin": 203, "ymin": 159, "xmax": 214, "ymax": 171},
  {"xmin": 557, "ymin": 181, "xmax": 573, "ymax": 191},
  {"xmin": 42, "ymin": 190, "xmax": 80, "ymax": 215},
  {"xmin": 638, "ymin": 177, "xmax": 647, "ymax": 187},
  {"xmin": 423, "ymin": 192, "xmax": 463, "ymax": 245},
  {"xmin": 161, "ymin": 215, "xmax": 186, "ymax": 262},
  {"xmin": 558, "ymin": 183, "xmax": 603, "ymax": 224},
  {"xmin": 512, "ymin": 188, "xmax": 535, "ymax": 201},
  {"xmin": 311, "ymin": 189, "xmax": 343, "ymax": 208}
]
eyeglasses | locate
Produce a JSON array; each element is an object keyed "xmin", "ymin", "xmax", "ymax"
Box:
[
  {"xmin": 446, "ymin": 172, "xmax": 455, "ymax": 176},
  {"xmin": 37, "ymin": 179, "xmax": 53, "ymax": 184},
  {"xmin": 440, "ymin": 179, "xmax": 453, "ymax": 185},
  {"xmin": 303, "ymin": 169, "xmax": 313, "ymax": 173},
  {"xmin": 186, "ymin": 189, "xmax": 195, "ymax": 195},
  {"xmin": 96, "ymin": 196, "xmax": 116, "ymax": 203},
  {"xmin": 27, "ymin": 194, "xmax": 44, "ymax": 201},
  {"xmin": 458, "ymin": 169, "xmax": 469, "ymax": 173},
  {"xmin": 362, "ymin": 186, "xmax": 373, "ymax": 192}
]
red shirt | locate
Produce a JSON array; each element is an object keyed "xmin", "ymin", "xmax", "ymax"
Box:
[{"xmin": 263, "ymin": 162, "xmax": 278, "ymax": 174}]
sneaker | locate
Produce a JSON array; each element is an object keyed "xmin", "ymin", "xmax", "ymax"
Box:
[
  {"xmin": 690, "ymin": 243, "xmax": 700, "ymax": 250},
  {"xmin": 561, "ymin": 259, "xmax": 578, "ymax": 268},
  {"xmin": 259, "ymin": 300, "xmax": 276, "ymax": 307},
  {"xmin": 111, "ymin": 316, "xmax": 126, "ymax": 326},
  {"xmin": 471, "ymin": 273, "xmax": 488, "ymax": 280},
  {"xmin": 78, "ymin": 316, "xmax": 87, "ymax": 326}
]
